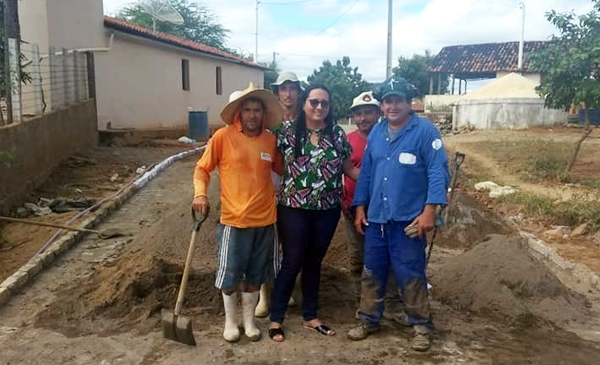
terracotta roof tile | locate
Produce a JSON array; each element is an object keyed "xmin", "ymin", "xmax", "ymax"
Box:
[
  {"xmin": 103, "ymin": 16, "xmax": 264, "ymax": 69},
  {"xmin": 427, "ymin": 41, "xmax": 550, "ymax": 74}
]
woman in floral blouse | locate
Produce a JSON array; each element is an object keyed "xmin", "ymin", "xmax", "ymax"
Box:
[{"xmin": 269, "ymin": 84, "xmax": 359, "ymax": 342}]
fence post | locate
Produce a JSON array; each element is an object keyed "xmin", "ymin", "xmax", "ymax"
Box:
[
  {"xmin": 31, "ymin": 44, "xmax": 43, "ymax": 116},
  {"xmin": 86, "ymin": 52, "xmax": 96, "ymax": 99},
  {"xmin": 49, "ymin": 46, "xmax": 58, "ymax": 111},
  {"xmin": 8, "ymin": 38, "xmax": 22, "ymax": 123},
  {"xmin": 62, "ymin": 48, "xmax": 69, "ymax": 106},
  {"xmin": 73, "ymin": 50, "xmax": 81, "ymax": 103}
]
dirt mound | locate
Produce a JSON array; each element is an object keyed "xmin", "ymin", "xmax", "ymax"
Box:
[
  {"xmin": 430, "ymin": 234, "xmax": 589, "ymax": 327},
  {"xmin": 35, "ymin": 252, "xmax": 221, "ymax": 337},
  {"xmin": 440, "ymin": 192, "xmax": 518, "ymax": 249}
]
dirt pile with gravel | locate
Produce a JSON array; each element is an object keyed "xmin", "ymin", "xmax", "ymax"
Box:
[
  {"xmin": 34, "ymin": 252, "xmax": 221, "ymax": 337},
  {"xmin": 430, "ymin": 234, "xmax": 589, "ymax": 327},
  {"xmin": 440, "ymin": 192, "xmax": 518, "ymax": 249}
]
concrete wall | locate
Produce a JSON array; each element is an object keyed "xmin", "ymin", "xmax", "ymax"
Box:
[
  {"xmin": 94, "ymin": 32, "xmax": 264, "ymax": 131},
  {"xmin": 0, "ymin": 100, "xmax": 98, "ymax": 213},
  {"xmin": 424, "ymin": 95, "xmax": 464, "ymax": 112},
  {"xmin": 453, "ymin": 98, "xmax": 567, "ymax": 130},
  {"xmin": 19, "ymin": 0, "xmax": 106, "ymax": 50},
  {"xmin": 18, "ymin": 0, "xmax": 50, "ymax": 49}
]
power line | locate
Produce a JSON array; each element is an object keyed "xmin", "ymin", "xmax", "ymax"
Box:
[{"xmin": 280, "ymin": 0, "xmax": 361, "ymax": 53}]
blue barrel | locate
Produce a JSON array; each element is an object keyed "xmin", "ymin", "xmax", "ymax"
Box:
[{"xmin": 188, "ymin": 111, "xmax": 209, "ymax": 141}]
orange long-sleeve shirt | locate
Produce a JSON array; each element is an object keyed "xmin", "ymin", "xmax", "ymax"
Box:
[{"xmin": 193, "ymin": 116, "xmax": 283, "ymax": 228}]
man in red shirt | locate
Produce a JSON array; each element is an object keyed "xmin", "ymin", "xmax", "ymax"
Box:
[{"xmin": 342, "ymin": 91, "xmax": 380, "ymax": 273}]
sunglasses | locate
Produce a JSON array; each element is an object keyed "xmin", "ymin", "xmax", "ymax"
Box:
[{"xmin": 308, "ymin": 99, "xmax": 330, "ymax": 108}]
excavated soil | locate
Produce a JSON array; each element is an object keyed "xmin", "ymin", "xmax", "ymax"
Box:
[
  {"xmin": 438, "ymin": 192, "xmax": 518, "ymax": 249},
  {"xmin": 431, "ymin": 234, "xmax": 589, "ymax": 327}
]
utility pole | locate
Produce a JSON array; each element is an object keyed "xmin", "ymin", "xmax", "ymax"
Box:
[
  {"xmin": 518, "ymin": 2, "xmax": 525, "ymax": 71},
  {"xmin": 386, "ymin": 0, "xmax": 393, "ymax": 79},
  {"xmin": 254, "ymin": 0, "xmax": 260, "ymax": 63},
  {"xmin": 272, "ymin": 51, "xmax": 278, "ymax": 67},
  {"xmin": 4, "ymin": 0, "xmax": 21, "ymax": 124}
]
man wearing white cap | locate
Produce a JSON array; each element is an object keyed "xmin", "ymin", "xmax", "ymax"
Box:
[
  {"xmin": 343, "ymin": 91, "xmax": 381, "ymax": 274},
  {"xmin": 255, "ymin": 71, "xmax": 304, "ymax": 318},
  {"xmin": 193, "ymin": 83, "xmax": 283, "ymax": 342},
  {"xmin": 271, "ymin": 71, "xmax": 303, "ymax": 122}
]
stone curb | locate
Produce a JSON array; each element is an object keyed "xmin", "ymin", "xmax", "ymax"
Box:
[
  {"xmin": 0, "ymin": 147, "xmax": 204, "ymax": 309},
  {"xmin": 522, "ymin": 232, "xmax": 600, "ymax": 291}
]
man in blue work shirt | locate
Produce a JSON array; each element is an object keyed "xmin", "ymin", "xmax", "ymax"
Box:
[{"xmin": 346, "ymin": 77, "xmax": 449, "ymax": 352}]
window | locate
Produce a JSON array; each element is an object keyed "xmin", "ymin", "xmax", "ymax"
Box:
[
  {"xmin": 216, "ymin": 66, "xmax": 222, "ymax": 95},
  {"xmin": 182, "ymin": 59, "xmax": 190, "ymax": 91}
]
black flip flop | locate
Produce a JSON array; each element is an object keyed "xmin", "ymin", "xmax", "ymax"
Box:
[
  {"xmin": 268, "ymin": 327, "xmax": 285, "ymax": 342},
  {"xmin": 304, "ymin": 324, "xmax": 336, "ymax": 336}
]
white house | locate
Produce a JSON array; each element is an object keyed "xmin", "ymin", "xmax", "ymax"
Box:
[{"xmin": 18, "ymin": 0, "xmax": 265, "ymax": 135}]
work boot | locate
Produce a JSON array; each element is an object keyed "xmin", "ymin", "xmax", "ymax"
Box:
[
  {"xmin": 222, "ymin": 292, "xmax": 240, "ymax": 342},
  {"xmin": 242, "ymin": 292, "xmax": 261, "ymax": 341},
  {"xmin": 346, "ymin": 322, "xmax": 380, "ymax": 341},
  {"xmin": 255, "ymin": 283, "xmax": 270, "ymax": 318},
  {"xmin": 411, "ymin": 325, "xmax": 431, "ymax": 352}
]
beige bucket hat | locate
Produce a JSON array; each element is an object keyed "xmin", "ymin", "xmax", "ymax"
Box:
[
  {"xmin": 270, "ymin": 71, "xmax": 303, "ymax": 91},
  {"xmin": 220, "ymin": 82, "xmax": 283, "ymax": 130},
  {"xmin": 350, "ymin": 91, "xmax": 380, "ymax": 110}
]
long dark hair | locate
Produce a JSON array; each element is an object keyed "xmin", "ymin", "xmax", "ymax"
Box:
[{"xmin": 294, "ymin": 84, "xmax": 335, "ymax": 158}]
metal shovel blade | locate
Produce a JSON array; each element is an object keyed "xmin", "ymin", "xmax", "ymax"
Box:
[{"xmin": 161, "ymin": 308, "xmax": 196, "ymax": 346}]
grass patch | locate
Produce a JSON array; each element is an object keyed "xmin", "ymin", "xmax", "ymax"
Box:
[
  {"xmin": 582, "ymin": 177, "xmax": 600, "ymax": 189},
  {"xmin": 469, "ymin": 138, "xmax": 573, "ymax": 181},
  {"xmin": 495, "ymin": 192, "xmax": 600, "ymax": 231}
]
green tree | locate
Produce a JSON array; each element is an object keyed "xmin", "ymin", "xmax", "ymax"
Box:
[
  {"xmin": 529, "ymin": 0, "xmax": 600, "ymax": 175},
  {"xmin": 118, "ymin": 0, "xmax": 230, "ymax": 50},
  {"xmin": 393, "ymin": 50, "xmax": 448, "ymax": 96},
  {"xmin": 262, "ymin": 60, "xmax": 279, "ymax": 90},
  {"xmin": 307, "ymin": 56, "xmax": 369, "ymax": 120}
]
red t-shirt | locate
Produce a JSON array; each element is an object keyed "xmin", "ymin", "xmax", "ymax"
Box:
[{"xmin": 343, "ymin": 130, "xmax": 367, "ymax": 209}]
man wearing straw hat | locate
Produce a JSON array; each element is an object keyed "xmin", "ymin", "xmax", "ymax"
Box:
[{"xmin": 192, "ymin": 83, "xmax": 283, "ymax": 343}]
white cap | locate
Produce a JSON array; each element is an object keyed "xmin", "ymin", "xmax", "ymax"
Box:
[{"xmin": 351, "ymin": 91, "xmax": 380, "ymax": 110}]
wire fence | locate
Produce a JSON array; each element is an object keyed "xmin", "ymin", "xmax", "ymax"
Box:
[{"xmin": 1, "ymin": 43, "xmax": 91, "ymax": 125}]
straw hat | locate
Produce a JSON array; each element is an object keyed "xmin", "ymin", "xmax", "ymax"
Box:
[{"xmin": 220, "ymin": 82, "xmax": 283, "ymax": 130}]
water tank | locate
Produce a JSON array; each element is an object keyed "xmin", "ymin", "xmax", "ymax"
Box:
[{"xmin": 188, "ymin": 111, "xmax": 209, "ymax": 141}]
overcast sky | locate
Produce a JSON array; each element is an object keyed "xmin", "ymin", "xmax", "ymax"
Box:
[{"xmin": 102, "ymin": 0, "xmax": 596, "ymax": 84}]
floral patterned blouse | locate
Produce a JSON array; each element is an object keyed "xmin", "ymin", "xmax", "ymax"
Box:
[{"xmin": 276, "ymin": 120, "xmax": 352, "ymax": 210}]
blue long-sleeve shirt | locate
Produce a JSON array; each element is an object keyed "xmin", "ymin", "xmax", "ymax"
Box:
[{"xmin": 352, "ymin": 113, "xmax": 450, "ymax": 223}]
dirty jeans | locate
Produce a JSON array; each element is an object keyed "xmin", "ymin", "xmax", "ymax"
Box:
[
  {"xmin": 270, "ymin": 205, "xmax": 341, "ymax": 324},
  {"xmin": 357, "ymin": 221, "xmax": 432, "ymax": 329},
  {"xmin": 344, "ymin": 213, "xmax": 404, "ymax": 312}
]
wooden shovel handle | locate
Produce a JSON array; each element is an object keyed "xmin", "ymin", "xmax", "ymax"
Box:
[
  {"xmin": 173, "ymin": 207, "xmax": 209, "ymax": 316},
  {"xmin": 0, "ymin": 216, "xmax": 99, "ymax": 234}
]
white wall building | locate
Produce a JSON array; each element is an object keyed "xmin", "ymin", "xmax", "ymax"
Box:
[{"xmin": 19, "ymin": 0, "xmax": 265, "ymax": 134}]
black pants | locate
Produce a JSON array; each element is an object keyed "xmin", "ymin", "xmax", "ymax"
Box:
[{"xmin": 270, "ymin": 205, "xmax": 341, "ymax": 323}]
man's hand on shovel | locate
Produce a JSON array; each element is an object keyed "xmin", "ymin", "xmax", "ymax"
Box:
[{"xmin": 192, "ymin": 195, "xmax": 209, "ymax": 217}]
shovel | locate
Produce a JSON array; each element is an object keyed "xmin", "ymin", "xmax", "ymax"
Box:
[
  {"xmin": 0, "ymin": 216, "xmax": 126, "ymax": 239},
  {"xmin": 161, "ymin": 207, "xmax": 208, "ymax": 346}
]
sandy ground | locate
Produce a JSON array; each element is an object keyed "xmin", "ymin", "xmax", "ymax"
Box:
[{"xmin": 2, "ymin": 149, "xmax": 600, "ymax": 364}]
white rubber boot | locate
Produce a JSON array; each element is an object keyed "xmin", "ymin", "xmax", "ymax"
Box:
[
  {"xmin": 242, "ymin": 291, "xmax": 261, "ymax": 341},
  {"xmin": 222, "ymin": 292, "xmax": 240, "ymax": 342},
  {"xmin": 255, "ymin": 283, "xmax": 270, "ymax": 318}
]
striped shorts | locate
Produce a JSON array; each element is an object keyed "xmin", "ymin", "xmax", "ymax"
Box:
[{"xmin": 215, "ymin": 223, "xmax": 279, "ymax": 291}]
